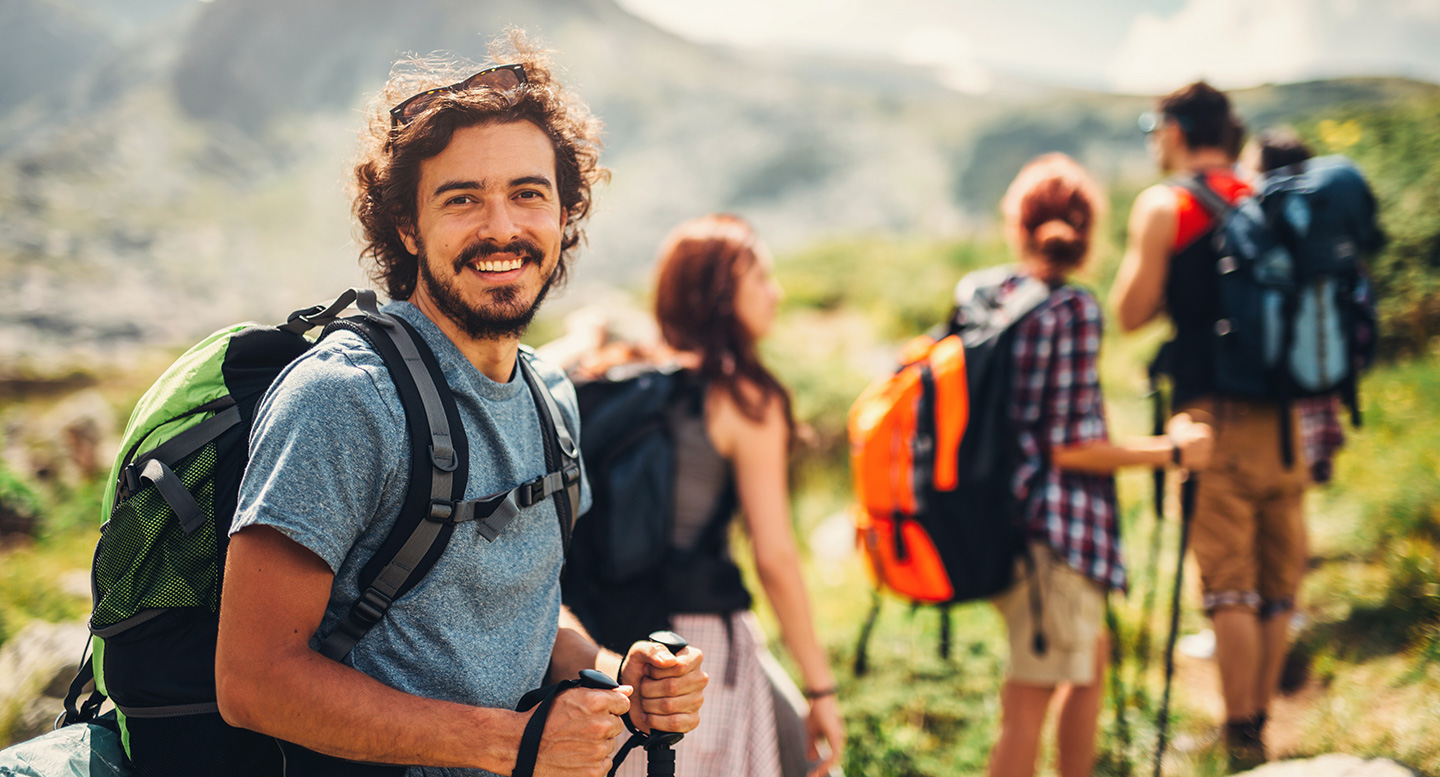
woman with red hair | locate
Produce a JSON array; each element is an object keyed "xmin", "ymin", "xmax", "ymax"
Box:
[
  {"xmin": 981, "ymin": 155, "xmax": 1213, "ymax": 777},
  {"xmin": 556, "ymin": 214, "xmax": 844, "ymax": 777}
]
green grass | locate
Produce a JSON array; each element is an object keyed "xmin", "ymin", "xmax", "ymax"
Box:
[{"xmin": 3, "ymin": 226, "xmax": 1439, "ymax": 771}]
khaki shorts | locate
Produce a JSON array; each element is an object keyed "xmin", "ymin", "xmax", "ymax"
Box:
[
  {"xmin": 993, "ymin": 544, "xmax": 1105, "ymax": 686},
  {"xmin": 1183, "ymin": 398, "xmax": 1309, "ymax": 616}
]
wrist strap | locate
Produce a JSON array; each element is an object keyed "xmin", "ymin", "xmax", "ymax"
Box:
[
  {"xmin": 513, "ymin": 678, "xmax": 582, "ymax": 777},
  {"xmin": 1170, "ymin": 439, "xmax": 1182, "ymax": 467},
  {"xmin": 803, "ymin": 686, "xmax": 839, "ymax": 700}
]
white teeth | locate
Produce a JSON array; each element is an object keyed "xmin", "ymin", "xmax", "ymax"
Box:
[{"xmin": 471, "ymin": 258, "xmax": 524, "ymax": 273}]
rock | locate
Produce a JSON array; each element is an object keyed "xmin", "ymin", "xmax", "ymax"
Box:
[
  {"xmin": 0, "ymin": 620, "xmax": 90, "ymax": 734},
  {"xmin": 10, "ymin": 695, "xmax": 65, "ymax": 744},
  {"xmin": 1, "ymin": 389, "xmax": 118, "ymax": 490},
  {"xmin": 1240, "ymin": 754, "xmax": 1417, "ymax": 777}
]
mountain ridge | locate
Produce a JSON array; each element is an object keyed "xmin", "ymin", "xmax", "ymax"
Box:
[{"xmin": 0, "ymin": 0, "xmax": 1435, "ymax": 371}]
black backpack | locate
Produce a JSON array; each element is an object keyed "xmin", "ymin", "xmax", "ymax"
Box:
[
  {"xmin": 853, "ymin": 267, "xmax": 1054, "ymax": 674},
  {"xmin": 58, "ymin": 290, "xmax": 580, "ymax": 777},
  {"xmin": 1163, "ymin": 156, "xmax": 1382, "ymax": 462},
  {"xmin": 560, "ymin": 365, "xmax": 746, "ymax": 657}
]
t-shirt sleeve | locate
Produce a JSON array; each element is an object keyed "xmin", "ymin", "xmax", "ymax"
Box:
[
  {"xmin": 231, "ymin": 344, "xmax": 407, "ymax": 573},
  {"xmin": 1043, "ymin": 293, "xmax": 1109, "ymax": 449}
]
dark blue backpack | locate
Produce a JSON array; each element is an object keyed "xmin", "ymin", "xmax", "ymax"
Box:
[
  {"xmin": 1179, "ymin": 155, "xmax": 1382, "ymax": 425},
  {"xmin": 560, "ymin": 365, "xmax": 746, "ymax": 656}
]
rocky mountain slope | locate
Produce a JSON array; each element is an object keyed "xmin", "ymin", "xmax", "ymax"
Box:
[{"xmin": 0, "ymin": 0, "xmax": 1434, "ymax": 371}]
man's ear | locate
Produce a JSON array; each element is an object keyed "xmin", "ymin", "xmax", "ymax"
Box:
[
  {"xmin": 1162, "ymin": 120, "xmax": 1186, "ymax": 152},
  {"xmin": 398, "ymin": 224, "xmax": 419, "ymax": 256}
]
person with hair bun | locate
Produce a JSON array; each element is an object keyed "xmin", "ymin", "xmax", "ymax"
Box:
[{"xmin": 984, "ymin": 154, "xmax": 1213, "ymax": 777}]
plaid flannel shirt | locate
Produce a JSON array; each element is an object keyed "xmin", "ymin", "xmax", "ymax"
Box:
[
  {"xmin": 1297, "ymin": 395, "xmax": 1345, "ymax": 484},
  {"xmin": 1006, "ymin": 276, "xmax": 1126, "ymax": 592}
]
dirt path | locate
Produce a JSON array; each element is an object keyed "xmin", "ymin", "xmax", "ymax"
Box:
[{"xmin": 1170, "ymin": 636, "xmax": 1321, "ymax": 758}]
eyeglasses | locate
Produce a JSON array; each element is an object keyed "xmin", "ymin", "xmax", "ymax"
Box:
[
  {"xmin": 388, "ymin": 64, "xmax": 527, "ymax": 129},
  {"xmin": 1138, "ymin": 111, "xmax": 1193, "ymax": 134}
]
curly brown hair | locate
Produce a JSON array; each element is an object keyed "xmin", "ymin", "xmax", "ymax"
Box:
[{"xmin": 351, "ymin": 30, "xmax": 608, "ymax": 301}]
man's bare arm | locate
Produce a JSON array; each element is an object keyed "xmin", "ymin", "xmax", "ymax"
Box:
[
  {"xmin": 216, "ymin": 526, "xmax": 626, "ymax": 775},
  {"xmin": 1111, "ymin": 185, "xmax": 1179, "ymax": 332}
]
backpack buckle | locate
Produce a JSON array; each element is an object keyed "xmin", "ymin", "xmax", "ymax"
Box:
[
  {"xmin": 285, "ymin": 304, "xmax": 327, "ymax": 329},
  {"xmin": 517, "ymin": 476, "xmax": 546, "ymax": 508},
  {"xmin": 119, "ymin": 464, "xmax": 140, "ymax": 500},
  {"xmin": 352, "ymin": 589, "xmax": 392, "ymax": 627}
]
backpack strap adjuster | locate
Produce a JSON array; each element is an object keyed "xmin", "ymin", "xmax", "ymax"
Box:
[
  {"xmin": 352, "ymin": 589, "xmax": 393, "ymax": 629},
  {"xmin": 426, "ymin": 499, "xmax": 456, "ymax": 523},
  {"xmin": 429, "ymin": 444, "xmax": 458, "ymax": 472}
]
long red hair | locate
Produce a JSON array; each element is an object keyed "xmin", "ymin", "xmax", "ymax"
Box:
[{"xmin": 653, "ymin": 214, "xmax": 793, "ymax": 429}]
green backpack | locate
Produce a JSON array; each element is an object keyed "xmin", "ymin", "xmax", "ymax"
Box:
[{"xmin": 57, "ymin": 290, "xmax": 581, "ymax": 777}]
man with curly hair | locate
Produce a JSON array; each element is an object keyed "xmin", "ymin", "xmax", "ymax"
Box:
[{"xmin": 214, "ymin": 33, "xmax": 706, "ymax": 777}]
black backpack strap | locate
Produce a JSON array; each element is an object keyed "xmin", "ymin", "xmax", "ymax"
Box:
[
  {"xmin": 517, "ymin": 349, "xmax": 582, "ymax": 556},
  {"xmin": 852, "ymin": 591, "xmax": 882, "ymax": 677},
  {"xmin": 318, "ymin": 323, "xmax": 582, "ymax": 661},
  {"xmin": 278, "ymin": 288, "xmax": 371, "ymax": 335},
  {"xmin": 116, "ymin": 400, "xmax": 242, "ymax": 533},
  {"xmin": 58, "ymin": 639, "xmax": 105, "ymax": 728},
  {"xmin": 317, "ymin": 311, "xmax": 467, "ymax": 662},
  {"xmin": 1174, "ymin": 173, "xmax": 1235, "ymax": 221}
]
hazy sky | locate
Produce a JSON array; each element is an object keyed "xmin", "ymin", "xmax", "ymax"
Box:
[{"xmin": 616, "ymin": 0, "xmax": 1440, "ymax": 94}]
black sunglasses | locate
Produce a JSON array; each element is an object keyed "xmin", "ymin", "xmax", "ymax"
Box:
[{"xmin": 388, "ymin": 64, "xmax": 527, "ymax": 129}]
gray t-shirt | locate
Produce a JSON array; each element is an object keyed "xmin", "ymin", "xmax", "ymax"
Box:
[{"xmin": 232, "ymin": 301, "xmax": 591, "ymax": 777}]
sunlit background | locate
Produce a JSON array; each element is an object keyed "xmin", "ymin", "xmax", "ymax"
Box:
[{"xmin": 2, "ymin": 1, "xmax": 1438, "ymax": 774}]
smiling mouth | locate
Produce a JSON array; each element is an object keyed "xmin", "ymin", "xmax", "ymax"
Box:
[{"xmin": 467, "ymin": 257, "xmax": 525, "ymax": 273}]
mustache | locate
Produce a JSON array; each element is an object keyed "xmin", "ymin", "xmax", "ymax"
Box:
[{"xmin": 452, "ymin": 239, "xmax": 545, "ymax": 273}]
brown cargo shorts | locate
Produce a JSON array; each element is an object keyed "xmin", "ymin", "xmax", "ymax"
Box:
[{"xmin": 1182, "ymin": 397, "xmax": 1310, "ymax": 616}]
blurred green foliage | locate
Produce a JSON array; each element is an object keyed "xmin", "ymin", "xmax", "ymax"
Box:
[
  {"xmin": 1298, "ymin": 96, "xmax": 1440, "ymax": 358},
  {"xmin": 776, "ymin": 236, "xmax": 1004, "ymax": 340},
  {"xmin": 0, "ymin": 460, "xmax": 42, "ymax": 527}
]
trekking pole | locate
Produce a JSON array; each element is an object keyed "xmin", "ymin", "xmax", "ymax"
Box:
[
  {"xmin": 639, "ymin": 630, "xmax": 689, "ymax": 777},
  {"xmin": 1152, "ymin": 475, "xmax": 1198, "ymax": 777},
  {"xmin": 609, "ymin": 630, "xmax": 692, "ymax": 777}
]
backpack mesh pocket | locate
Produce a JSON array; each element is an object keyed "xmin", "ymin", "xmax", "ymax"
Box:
[{"xmin": 92, "ymin": 443, "xmax": 220, "ymax": 630}]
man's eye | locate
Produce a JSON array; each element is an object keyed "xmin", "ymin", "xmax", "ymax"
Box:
[{"xmin": 446, "ymin": 195, "xmax": 475, "ymax": 205}]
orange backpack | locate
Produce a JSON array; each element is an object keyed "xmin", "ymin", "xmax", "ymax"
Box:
[
  {"xmin": 847, "ymin": 268, "xmax": 1055, "ymax": 672},
  {"xmin": 849, "ymin": 333, "xmax": 969, "ymax": 603}
]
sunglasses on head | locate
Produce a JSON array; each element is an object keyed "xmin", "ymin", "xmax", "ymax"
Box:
[
  {"xmin": 1138, "ymin": 111, "xmax": 1193, "ymax": 134},
  {"xmin": 388, "ymin": 63, "xmax": 528, "ymax": 129}
]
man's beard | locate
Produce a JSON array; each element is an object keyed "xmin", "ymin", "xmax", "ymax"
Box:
[{"xmin": 416, "ymin": 237, "xmax": 558, "ymax": 341}]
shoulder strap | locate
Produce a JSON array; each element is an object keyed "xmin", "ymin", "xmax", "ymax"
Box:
[
  {"xmin": 517, "ymin": 350, "xmax": 582, "ymax": 556},
  {"xmin": 1174, "ymin": 174, "xmax": 1235, "ymax": 221},
  {"xmin": 318, "ymin": 309, "xmax": 468, "ymax": 662}
]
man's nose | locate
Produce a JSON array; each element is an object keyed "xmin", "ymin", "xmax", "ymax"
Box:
[{"xmin": 474, "ymin": 201, "xmax": 522, "ymax": 245}]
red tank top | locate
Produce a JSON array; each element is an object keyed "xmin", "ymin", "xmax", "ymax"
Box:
[{"xmin": 1172, "ymin": 169, "xmax": 1251, "ymax": 251}]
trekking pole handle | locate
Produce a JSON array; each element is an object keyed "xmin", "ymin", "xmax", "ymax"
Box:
[{"xmin": 643, "ymin": 630, "xmax": 689, "ymax": 748}]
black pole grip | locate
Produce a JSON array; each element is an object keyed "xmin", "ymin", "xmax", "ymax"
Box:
[{"xmin": 644, "ymin": 630, "xmax": 689, "ymax": 748}]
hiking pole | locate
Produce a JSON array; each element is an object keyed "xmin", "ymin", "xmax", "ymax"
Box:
[
  {"xmin": 1152, "ymin": 475, "xmax": 1198, "ymax": 777},
  {"xmin": 639, "ymin": 630, "xmax": 689, "ymax": 777},
  {"xmin": 1104, "ymin": 598, "xmax": 1133, "ymax": 777},
  {"xmin": 610, "ymin": 630, "xmax": 692, "ymax": 777}
]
